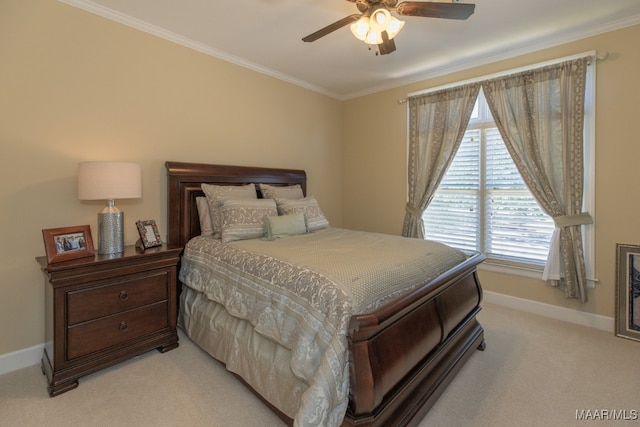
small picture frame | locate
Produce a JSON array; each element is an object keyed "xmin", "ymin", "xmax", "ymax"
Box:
[
  {"xmin": 615, "ymin": 243, "xmax": 640, "ymax": 342},
  {"xmin": 136, "ymin": 219, "xmax": 162, "ymax": 249},
  {"xmin": 42, "ymin": 225, "xmax": 95, "ymax": 264}
]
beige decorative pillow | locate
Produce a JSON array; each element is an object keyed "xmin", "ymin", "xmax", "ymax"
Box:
[
  {"xmin": 219, "ymin": 198, "xmax": 278, "ymax": 243},
  {"xmin": 259, "ymin": 183, "xmax": 304, "ymax": 199},
  {"xmin": 263, "ymin": 212, "xmax": 308, "ymax": 240},
  {"xmin": 201, "ymin": 183, "xmax": 257, "ymax": 239},
  {"xmin": 196, "ymin": 196, "xmax": 214, "ymax": 236},
  {"xmin": 276, "ymin": 196, "xmax": 329, "ymax": 232}
]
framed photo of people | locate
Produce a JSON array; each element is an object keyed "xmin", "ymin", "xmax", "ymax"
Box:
[
  {"xmin": 615, "ymin": 243, "xmax": 640, "ymax": 342},
  {"xmin": 42, "ymin": 225, "xmax": 95, "ymax": 264}
]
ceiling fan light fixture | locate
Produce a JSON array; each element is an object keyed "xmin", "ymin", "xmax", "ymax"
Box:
[
  {"xmin": 350, "ymin": 16, "xmax": 370, "ymax": 41},
  {"xmin": 352, "ymin": 8, "xmax": 403, "ymax": 45}
]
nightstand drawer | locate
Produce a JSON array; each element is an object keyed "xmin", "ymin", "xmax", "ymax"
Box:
[
  {"xmin": 67, "ymin": 301, "xmax": 169, "ymax": 360},
  {"xmin": 67, "ymin": 272, "xmax": 168, "ymax": 325}
]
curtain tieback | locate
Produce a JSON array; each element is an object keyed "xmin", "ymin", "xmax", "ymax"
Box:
[
  {"xmin": 552, "ymin": 212, "xmax": 593, "ymax": 227},
  {"xmin": 406, "ymin": 203, "xmax": 422, "ymax": 217}
]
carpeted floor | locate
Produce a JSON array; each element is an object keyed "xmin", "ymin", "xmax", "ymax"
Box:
[{"xmin": 1, "ymin": 302, "xmax": 638, "ymax": 427}]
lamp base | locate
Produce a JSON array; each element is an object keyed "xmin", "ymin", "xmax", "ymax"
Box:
[{"xmin": 97, "ymin": 201, "xmax": 124, "ymax": 254}]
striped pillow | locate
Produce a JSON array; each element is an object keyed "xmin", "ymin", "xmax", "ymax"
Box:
[
  {"xmin": 219, "ymin": 198, "xmax": 277, "ymax": 243},
  {"xmin": 201, "ymin": 183, "xmax": 257, "ymax": 239}
]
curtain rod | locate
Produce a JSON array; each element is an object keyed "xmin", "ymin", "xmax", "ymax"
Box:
[{"xmin": 397, "ymin": 50, "xmax": 609, "ymax": 105}]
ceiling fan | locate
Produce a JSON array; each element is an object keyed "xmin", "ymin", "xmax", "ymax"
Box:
[{"xmin": 302, "ymin": 0, "xmax": 475, "ymax": 55}]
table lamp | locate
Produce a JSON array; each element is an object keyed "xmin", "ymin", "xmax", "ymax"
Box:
[{"xmin": 78, "ymin": 161, "xmax": 142, "ymax": 254}]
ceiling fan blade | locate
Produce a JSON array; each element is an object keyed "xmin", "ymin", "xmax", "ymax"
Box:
[
  {"xmin": 378, "ymin": 31, "xmax": 396, "ymax": 55},
  {"xmin": 302, "ymin": 14, "xmax": 361, "ymax": 42},
  {"xmin": 396, "ymin": 2, "xmax": 475, "ymax": 20}
]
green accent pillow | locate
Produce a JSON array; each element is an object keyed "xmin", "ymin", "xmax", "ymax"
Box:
[{"xmin": 263, "ymin": 212, "xmax": 308, "ymax": 240}]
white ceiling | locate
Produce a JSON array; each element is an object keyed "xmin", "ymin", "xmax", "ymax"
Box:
[{"xmin": 61, "ymin": 0, "xmax": 640, "ymax": 100}]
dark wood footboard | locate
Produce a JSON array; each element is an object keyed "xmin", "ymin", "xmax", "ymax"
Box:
[{"xmin": 344, "ymin": 253, "xmax": 485, "ymax": 426}]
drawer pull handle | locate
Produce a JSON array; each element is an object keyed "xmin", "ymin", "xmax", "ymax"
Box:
[
  {"xmin": 119, "ymin": 321, "xmax": 128, "ymax": 332},
  {"xmin": 119, "ymin": 291, "xmax": 129, "ymax": 301}
]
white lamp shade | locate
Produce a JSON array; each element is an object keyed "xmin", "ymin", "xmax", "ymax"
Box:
[
  {"xmin": 365, "ymin": 30, "xmax": 383, "ymax": 45},
  {"xmin": 78, "ymin": 161, "xmax": 142, "ymax": 200},
  {"xmin": 350, "ymin": 16, "xmax": 370, "ymax": 41},
  {"xmin": 370, "ymin": 8, "xmax": 391, "ymax": 31},
  {"xmin": 386, "ymin": 17, "xmax": 405, "ymax": 40}
]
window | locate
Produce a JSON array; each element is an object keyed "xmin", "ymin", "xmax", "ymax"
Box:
[
  {"xmin": 415, "ymin": 54, "xmax": 596, "ymax": 282},
  {"xmin": 423, "ymin": 89, "xmax": 555, "ymax": 266}
]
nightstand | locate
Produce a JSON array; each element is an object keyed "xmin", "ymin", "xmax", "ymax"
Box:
[{"xmin": 37, "ymin": 244, "xmax": 182, "ymax": 397}]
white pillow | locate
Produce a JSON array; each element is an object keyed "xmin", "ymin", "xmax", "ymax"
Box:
[
  {"xmin": 259, "ymin": 183, "xmax": 304, "ymax": 199},
  {"xmin": 201, "ymin": 183, "xmax": 257, "ymax": 239},
  {"xmin": 219, "ymin": 198, "xmax": 278, "ymax": 243},
  {"xmin": 196, "ymin": 196, "xmax": 214, "ymax": 236},
  {"xmin": 276, "ymin": 196, "xmax": 329, "ymax": 232}
]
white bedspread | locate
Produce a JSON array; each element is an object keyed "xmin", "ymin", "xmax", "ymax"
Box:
[{"xmin": 179, "ymin": 228, "xmax": 466, "ymax": 427}]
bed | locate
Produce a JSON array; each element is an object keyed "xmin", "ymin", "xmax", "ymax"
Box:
[{"xmin": 166, "ymin": 161, "xmax": 486, "ymax": 427}]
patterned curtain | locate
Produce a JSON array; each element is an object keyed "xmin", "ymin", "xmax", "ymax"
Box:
[
  {"xmin": 402, "ymin": 83, "xmax": 480, "ymax": 238},
  {"xmin": 482, "ymin": 57, "xmax": 591, "ymax": 302}
]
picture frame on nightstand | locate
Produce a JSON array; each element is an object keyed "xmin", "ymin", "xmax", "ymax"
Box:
[
  {"xmin": 136, "ymin": 219, "xmax": 162, "ymax": 249},
  {"xmin": 42, "ymin": 224, "xmax": 95, "ymax": 264}
]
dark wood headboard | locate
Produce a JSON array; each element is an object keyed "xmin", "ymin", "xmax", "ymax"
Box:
[{"xmin": 165, "ymin": 161, "xmax": 307, "ymax": 247}]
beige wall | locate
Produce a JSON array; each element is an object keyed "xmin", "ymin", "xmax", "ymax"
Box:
[
  {"xmin": 0, "ymin": 0, "xmax": 343, "ymax": 355},
  {"xmin": 343, "ymin": 24, "xmax": 640, "ymax": 319}
]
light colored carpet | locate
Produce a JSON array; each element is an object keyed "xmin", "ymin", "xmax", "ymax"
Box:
[{"xmin": 1, "ymin": 302, "xmax": 638, "ymax": 427}]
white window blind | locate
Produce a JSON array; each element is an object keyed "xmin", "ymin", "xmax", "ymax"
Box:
[
  {"xmin": 424, "ymin": 130, "xmax": 479, "ymax": 252},
  {"xmin": 423, "ymin": 91, "xmax": 556, "ymax": 266}
]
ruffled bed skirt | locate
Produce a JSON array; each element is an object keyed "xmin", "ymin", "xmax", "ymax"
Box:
[{"xmin": 179, "ymin": 286, "xmax": 308, "ymax": 420}]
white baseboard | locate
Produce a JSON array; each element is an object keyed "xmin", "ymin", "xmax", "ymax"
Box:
[
  {"xmin": 483, "ymin": 290, "xmax": 615, "ymax": 333},
  {"xmin": 0, "ymin": 343, "xmax": 44, "ymax": 376}
]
